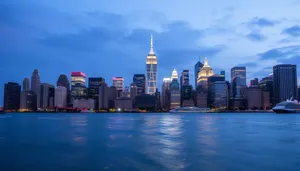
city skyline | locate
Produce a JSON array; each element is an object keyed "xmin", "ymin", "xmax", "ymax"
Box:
[{"xmin": 1, "ymin": 0, "xmax": 300, "ymax": 105}]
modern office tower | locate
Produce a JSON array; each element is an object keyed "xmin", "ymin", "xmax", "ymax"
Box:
[
  {"xmin": 171, "ymin": 69, "xmax": 178, "ymax": 81},
  {"xmin": 273, "ymin": 64, "xmax": 297, "ymax": 104},
  {"xmin": 124, "ymin": 86, "xmax": 130, "ymax": 98},
  {"xmin": 146, "ymin": 35, "xmax": 157, "ymax": 95},
  {"xmin": 112, "ymin": 77, "xmax": 124, "ymax": 97},
  {"xmin": 31, "ymin": 69, "xmax": 40, "ymax": 93},
  {"xmin": 170, "ymin": 78, "xmax": 180, "ymax": 109},
  {"xmin": 108, "ymin": 86, "xmax": 117, "ymax": 109},
  {"xmin": 133, "ymin": 74, "xmax": 146, "ymax": 95},
  {"xmin": 88, "ymin": 77, "xmax": 105, "ymax": 109},
  {"xmin": 135, "ymin": 94, "xmax": 156, "ymax": 110},
  {"xmin": 130, "ymin": 83, "xmax": 138, "ymax": 101},
  {"xmin": 23, "ymin": 78, "xmax": 30, "ymax": 91},
  {"xmin": 207, "ymin": 75, "xmax": 228, "ymax": 109},
  {"xmin": 57, "ymin": 74, "xmax": 71, "ymax": 106},
  {"xmin": 162, "ymin": 78, "xmax": 172, "ymax": 110},
  {"xmin": 246, "ymin": 86, "xmax": 262, "ymax": 110},
  {"xmin": 155, "ymin": 88, "xmax": 161, "ymax": 110},
  {"xmin": 4, "ymin": 82, "xmax": 21, "ymax": 111},
  {"xmin": 180, "ymin": 70, "xmax": 189, "ymax": 105},
  {"xmin": 259, "ymin": 75, "xmax": 274, "ymax": 107},
  {"xmin": 197, "ymin": 57, "xmax": 214, "ymax": 88},
  {"xmin": 57, "ymin": 74, "xmax": 70, "ymax": 90},
  {"xmin": 250, "ymin": 78, "xmax": 259, "ymax": 86},
  {"xmin": 181, "ymin": 85, "xmax": 193, "ymax": 107},
  {"xmin": 20, "ymin": 91, "xmax": 37, "ymax": 111},
  {"xmin": 194, "ymin": 60, "xmax": 204, "ymax": 89},
  {"xmin": 231, "ymin": 66, "xmax": 246, "ymax": 98},
  {"xmin": 71, "ymin": 72, "xmax": 87, "ymax": 101},
  {"xmin": 39, "ymin": 83, "xmax": 54, "ymax": 108},
  {"xmin": 196, "ymin": 85, "xmax": 208, "ymax": 108},
  {"xmin": 55, "ymin": 86, "xmax": 67, "ymax": 107},
  {"xmin": 98, "ymin": 83, "xmax": 109, "ymax": 109}
]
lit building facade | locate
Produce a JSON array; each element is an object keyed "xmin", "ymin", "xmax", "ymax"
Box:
[
  {"xmin": 4, "ymin": 82, "xmax": 21, "ymax": 111},
  {"xmin": 231, "ymin": 67, "xmax": 246, "ymax": 98},
  {"xmin": 171, "ymin": 69, "xmax": 178, "ymax": 81},
  {"xmin": 133, "ymin": 74, "xmax": 146, "ymax": 95},
  {"xmin": 194, "ymin": 61, "xmax": 204, "ymax": 89},
  {"xmin": 197, "ymin": 57, "xmax": 214, "ymax": 88},
  {"xmin": 112, "ymin": 77, "xmax": 124, "ymax": 97},
  {"xmin": 146, "ymin": 35, "xmax": 157, "ymax": 95},
  {"xmin": 273, "ymin": 64, "xmax": 297, "ymax": 104},
  {"xmin": 55, "ymin": 86, "xmax": 67, "ymax": 107},
  {"xmin": 170, "ymin": 78, "xmax": 180, "ymax": 109},
  {"xmin": 71, "ymin": 72, "xmax": 87, "ymax": 100}
]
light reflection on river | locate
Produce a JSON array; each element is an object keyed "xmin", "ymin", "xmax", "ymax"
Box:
[{"xmin": 0, "ymin": 113, "xmax": 300, "ymax": 171}]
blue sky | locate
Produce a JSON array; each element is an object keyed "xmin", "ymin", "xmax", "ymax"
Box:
[{"xmin": 1, "ymin": 0, "xmax": 300, "ymax": 105}]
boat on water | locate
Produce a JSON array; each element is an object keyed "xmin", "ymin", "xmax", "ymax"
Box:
[
  {"xmin": 169, "ymin": 106, "xmax": 211, "ymax": 113},
  {"xmin": 272, "ymin": 98, "xmax": 300, "ymax": 114}
]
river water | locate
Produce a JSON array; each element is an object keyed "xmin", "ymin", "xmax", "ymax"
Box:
[{"xmin": 0, "ymin": 113, "xmax": 300, "ymax": 171}]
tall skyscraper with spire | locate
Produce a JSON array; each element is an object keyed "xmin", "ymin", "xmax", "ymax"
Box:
[
  {"xmin": 31, "ymin": 69, "xmax": 40, "ymax": 93},
  {"xmin": 146, "ymin": 35, "xmax": 157, "ymax": 95}
]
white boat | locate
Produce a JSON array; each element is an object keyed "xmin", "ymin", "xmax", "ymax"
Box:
[
  {"xmin": 169, "ymin": 106, "xmax": 211, "ymax": 113},
  {"xmin": 272, "ymin": 98, "xmax": 300, "ymax": 114}
]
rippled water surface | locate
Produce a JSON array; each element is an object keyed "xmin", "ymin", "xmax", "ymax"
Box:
[{"xmin": 1, "ymin": 113, "xmax": 300, "ymax": 171}]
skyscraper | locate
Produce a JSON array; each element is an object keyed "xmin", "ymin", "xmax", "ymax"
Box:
[
  {"xmin": 180, "ymin": 70, "xmax": 189, "ymax": 105},
  {"xmin": 20, "ymin": 90, "xmax": 37, "ymax": 111},
  {"xmin": 39, "ymin": 83, "xmax": 55, "ymax": 108},
  {"xmin": 23, "ymin": 78, "xmax": 30, "ymax": 91},
  {"xmin": 170, "ymin": 78, "xmax": 180, "ymax": 109},
  {"xmin": 273, "ymin": 64, "xmax": 297, "ymax": 104},
  {"xmin": 195, "ymin": 60, "xmax": 204, "ymax": 89},
  {"xmin": 4, "ymin": 82, "xmax": 21, "ymax": 111},
  {"xmin": 231, "ymin": 67, "xmax": 246, "ymax": 98},
  {"xmin": 180, "ymin": 70, "xmax": 189, "ymax": 86},
  {"xmin": 31, "ymin": 69, "xmax": 40, "ymax": 93},
  {"xmin": 171, "ymin": 69, "xmax": 178, "ymax": 81},
  {"xmin": 146, "ymin": 35, "xmax": 157, "ymax": 95},
  {"xmin": 113, "ymin": 77, "xmax": 124, "ymax": 97},
  {"xmin": 55, "ymin": 86, "xmax": 67, "ymax": 107},
  {"xmin": 57, "ymin": 74, "xmax": 71, "ymax": 106},
  {"xmin": 88, "ymin": 77, "xmax": 105, "ymax": 109},
  {"xmin": 71, "ymin": 72, "xmax": 87, "ymax": 100},
  {"xmin": 197, "ymin": 57, "xmax": 214, "ymax": 88},
  {"xmin": 133, "ymin": 74, "xmax": 146, "ymax": 95},
  {"xmin": 98, "ymin": 83, "xmax": 109, "ymax": 109},
  {"xmin": 130, "ymin": 83, "xmax": 138, "ymax": 101},
  {"xmin": 162, "ymin": 78, "xmax": 171, "ymax": 110}
]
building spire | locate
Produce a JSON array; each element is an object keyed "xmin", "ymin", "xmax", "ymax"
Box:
[
  {"xmin": 204, "ymin": 57, "xmax": 209, "ymax": 67},
  {"xmin": 149, "ymin": 34, "xmax": 155, "ymax": 55}
]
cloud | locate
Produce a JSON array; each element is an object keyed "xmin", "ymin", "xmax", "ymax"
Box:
[
  {"xmin": 282, "ymin": 25, "xmax": 300, "ymax": 37},
  {"xmin": 259, "ymin": 45, "xmax": 300, "ymax": 60},
  {"xmin": 246, "ymin": 31, "xmax": 266, "ymax": 42},
  {"xmin": 238, "ymin": 62, "xmax": 258, "ymax": 68},
  {"xmin": 248, "ymin": 17, "xmax": 276, "ymax": 27}
]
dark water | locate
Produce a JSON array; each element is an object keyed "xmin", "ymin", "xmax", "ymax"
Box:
[{"xmin": 1, "ymin": 113, "xmax": 300, "ymax": 171}]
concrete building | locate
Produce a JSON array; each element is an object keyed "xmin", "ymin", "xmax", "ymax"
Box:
[
  {"xmin": 231, "ymin": 67, "xmax": 246, "ymax": 98},
  {"xmin": 250, "ymin": 78, "xmax": 259, "ymax": 86},
  {"xmin": 246, "ymin": 86, "xmax": 262, "ymax": 110},
  {"xmin": 31, "ymin": 69, "xmax": 41, "ymax": 107},
  {"xmin": 113, "ymin": 77, "xmax": 124, "ymax": 97},
  {"xmin": 135, "ymin": 94, "xmax": 156, "ymax": 110},
  {"xmin": 23, "ymin": 78, "xmax": 30, "ymax": 91},
  {"xmin": 73, "ymin": 99, "xmax": 95, "ymax": 109},
  {"xmin": 71, "ymin": 72, "xmax": 87, "ymax": 100},
  {"xmin": 98, "ymin": 83, "xmax": 109, "ymax": 109},
  {"xmin": 57, "ymin": 74, "xmax": 71, "ymax": 106},
  {"xmin": 196, "ymin": 86, "xmax": 208, "ymax": 108},
  {"xmin": 182, "ymin": 85, "xmax": 193, "ymax": 106},
  {"xmin": 20, "ymin": 91, "xmax": 37, "ymax": 111},
  {"xmin": 115, "ymin": 98, "xmax": 133, "ymax": 111},
  {"xmin": 133, "ymin": 74, "xmax": 146, "ymax": 95},
  {"xmin": 39, "ymin": 83, "xmax": 55, "ymax": 108},
  {"xmin": 262, "ymin": 91, "xmax": 270, "ymax": 110},
  {"xmin": 273, "ymin": 64, "xmax": 297, "ymax": 104},
  {"xmin": 146, "ymin": 35, "xmax": 157, "ymax": 95},
  {"xmin": 55, "ymin": 86, "xmax": 67, "ymax": 107},
  {"xmin": 197, "ymin": 57, "xmax": 214, "ymax": 88},
  {"xmin": 208, "ymin": 81, "xmax": 229, "ymax": 109},
  {"xmin": 259, "ymin": 75, "xmax": 274, "ymax": 107},
  {"xmin": 130, "ymin": 83, "xmax": 138, "ymax": 101}
]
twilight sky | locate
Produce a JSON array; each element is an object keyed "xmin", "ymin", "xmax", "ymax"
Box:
[{"xmin": 1, "ymin": 0, "xmax": 300, "ymax": 105}]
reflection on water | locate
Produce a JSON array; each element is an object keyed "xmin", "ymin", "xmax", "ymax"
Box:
[{"xmin": 0, "ymin": 113, "xmax": 300, "ymax": 171}]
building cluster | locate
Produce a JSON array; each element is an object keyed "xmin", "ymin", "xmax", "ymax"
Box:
[{"xmin": 2, "ymin": 36, "xmax": 299, "ymax": 112}]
